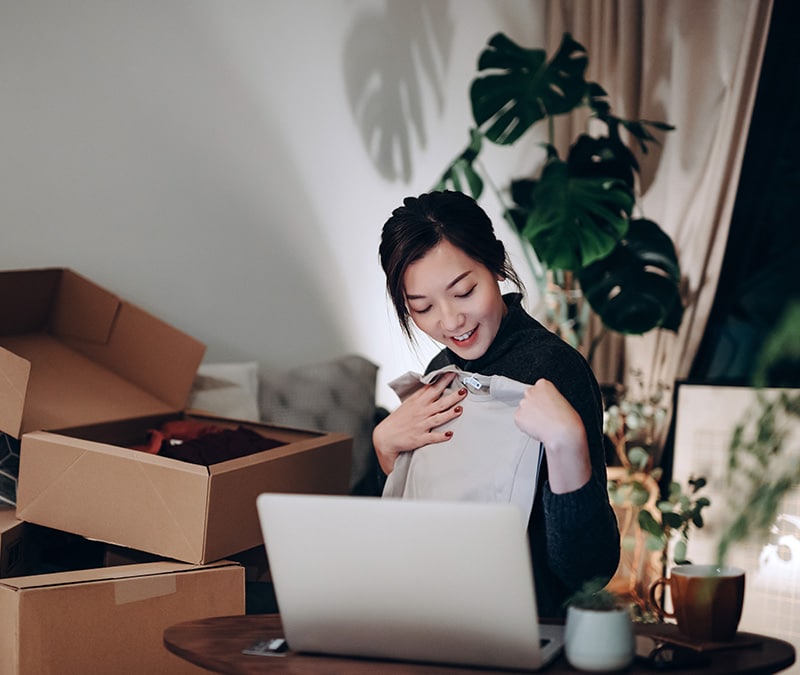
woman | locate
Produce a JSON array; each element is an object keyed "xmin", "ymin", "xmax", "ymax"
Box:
[{"xmin": 374, "ymin": 190, "xmax": 620, "ymax": 617}]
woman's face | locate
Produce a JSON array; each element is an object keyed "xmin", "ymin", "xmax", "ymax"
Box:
[{"xmin": 403, "ymin": 239, "xmax": 506, "ymax": 361}]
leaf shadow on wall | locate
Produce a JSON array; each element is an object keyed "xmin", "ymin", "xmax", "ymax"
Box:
[{"xmin": 342, "ymin": 0, "xmax": 454, "ymax": 182}]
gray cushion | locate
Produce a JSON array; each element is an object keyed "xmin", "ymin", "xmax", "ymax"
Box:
[
  {"xmin": 259, "ymin": 354, "xmax": 378, "ymax": 492},
  {"xmin": 188, "ymin": 361, "xmax": 261, "ymax": 422}
]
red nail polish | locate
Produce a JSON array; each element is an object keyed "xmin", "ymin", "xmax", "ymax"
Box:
[
  {"xmin": 458, "ymin": 388, "xmax": 467, "ymax": 396},
  {"xmin": 454, "ymin": 406, "xmax": 463, "ymax": 414},
  {"xmin": 445, "ymin": 430, "xmax": 453, "ymax": 437}
]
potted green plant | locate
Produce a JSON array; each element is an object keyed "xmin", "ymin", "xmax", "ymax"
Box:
[
  {"xmin": 435, "ymin": 32, "xmax": 684, "ymax": 356},
  {"xmin": 603, "ymin": 370, "xmax": 711, "ymax": 618},
  {"xmin": 564, "ymin": 578, "xmax": 634, "ymax": 672}
]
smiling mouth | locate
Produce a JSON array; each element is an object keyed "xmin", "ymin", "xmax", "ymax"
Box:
[{"xmin": 453, "ymin": 328, "xmax": 476, "ymax": 342}]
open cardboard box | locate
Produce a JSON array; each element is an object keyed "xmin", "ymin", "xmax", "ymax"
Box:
[
  {"xmin": 0, "ymin": 559, "xmax": 244, "ymax": 675},
  {"xmin": 1, "ymin": 268, "xmax": 352, "ymax": 563}
]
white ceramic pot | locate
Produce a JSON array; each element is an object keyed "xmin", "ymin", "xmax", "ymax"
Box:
[{"xmin": 564, "ymin": 605, "xmax": 635, "ymax": 672}]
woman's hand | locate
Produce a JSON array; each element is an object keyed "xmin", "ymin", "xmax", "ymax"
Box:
[
  {"xmin": 514, "ymin": 379, "xmax": 591, "ymax": 494},
  {"xmin": 373, "ymin": 371, "xmax": 466, "ymax": 474}
]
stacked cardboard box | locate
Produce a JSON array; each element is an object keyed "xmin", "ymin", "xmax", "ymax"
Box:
[
  {"xmin": 0, "ymin": 558, "xmax": 244, "ymax": 675},
  {"xmin": 0, "ymin": 268, "xmax": 353, "ymax": 673}
]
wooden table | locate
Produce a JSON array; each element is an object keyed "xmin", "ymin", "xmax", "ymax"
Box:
[{"xmin": 164, "ymin": 614, "xmax": 796, "ymax": 674}]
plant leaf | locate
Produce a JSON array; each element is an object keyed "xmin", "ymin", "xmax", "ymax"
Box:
[
  {"xmin": 568, "ymin": 134, "xmax": 636, "ymax": 189},
  {"xmin": 645, "ymin": 534, "xmax": 665, "ymax": 551},
  {"xmin": 520, "ymin": 160, "xmax": 633, "ymax": 271},
  {"xmin": 627, "ymin": 446, "xmax": 650, "ymax": 471},
  {"xmin": 630, "ymin": 482, "xmax": 651, "ymax": 507},
  {"xmin": 434, "ymin": 128, "xmax": 484, "ymax": 198},
  {"xmin": 470, "ymin": 32, "xmax": 589, "ymax": 145},
  {"xmin": 690, "ymin": 477, "xmax": 708, "ymax": 491},
  {"xmin": 617, "ymin": 118, "xmax": 676, "ymax": 154},
  {"xmin": 638, "ymin": 509, "xmax": 662, "ymax": 537},
  {"xmin": 579, "ymin": 218, "xmax": 684, "ymax": 334}
]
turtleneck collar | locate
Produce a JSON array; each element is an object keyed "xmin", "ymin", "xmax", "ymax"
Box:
[{"xmin": 444, "ymin": 292, "xmax": 536, "ymax": 372}]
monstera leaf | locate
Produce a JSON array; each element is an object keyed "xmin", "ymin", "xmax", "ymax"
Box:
[
  {"xmin": 578, "ymin": 219, "xmax": 683, "ymax": 334},
  {"xmin": 518, "ymin": 159, "xmax": 634, "ymax": 271},
  {"xmin": 568, "ymin": 134, "xmax": 637, "ymax": 188},
  {"xmin": 470, "ymin": 32, "xmax": 589, "ymax": 145}
]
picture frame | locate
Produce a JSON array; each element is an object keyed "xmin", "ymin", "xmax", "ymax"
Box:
[{"xmin": 671, "ymin": 382, "xmax": 800, "ymax": 654}]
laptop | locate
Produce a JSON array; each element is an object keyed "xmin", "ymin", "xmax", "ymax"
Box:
[{"xmin": 255, "ymin": 492, "xmax": 564, "ymax": 670}]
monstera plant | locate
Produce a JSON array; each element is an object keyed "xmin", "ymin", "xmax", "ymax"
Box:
[{"xmin": 436, "ymin": 32, "xmax": 684, "ymax": 345}]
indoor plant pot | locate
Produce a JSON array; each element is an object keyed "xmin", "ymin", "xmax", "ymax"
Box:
[{"xmin": 564, "ymin": 580, "xmax": 634, "ymax": 672}]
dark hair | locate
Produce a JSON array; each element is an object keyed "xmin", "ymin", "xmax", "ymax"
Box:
[{"xmin": 379, "ymin": 190, "xmax": 524, "ymax": 339}]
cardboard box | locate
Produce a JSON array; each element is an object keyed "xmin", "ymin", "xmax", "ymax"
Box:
[
  {"xmin": 0, "ymin": 560, "xmax": 244, "ymax": 675},
  {"xmin": 0, "ymin": 508, "xmax": 27, "ymax": 577},
  {"xmin": 18, "ymin": 415, "xmax": 352, "ymax": 563},
  {"xmin": 2, "ymin": 268, "xmax": 353, "ymax": 563}
]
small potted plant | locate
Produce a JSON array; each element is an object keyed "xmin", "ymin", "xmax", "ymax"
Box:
[{"xmin": 564, "ymin": 578, "xmax": 634, "ymax": 672}]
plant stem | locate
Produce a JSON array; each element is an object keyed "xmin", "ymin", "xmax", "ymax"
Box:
[{"xmin": 587, "ymin": 325, "xmax": 608, "ymax": 369}]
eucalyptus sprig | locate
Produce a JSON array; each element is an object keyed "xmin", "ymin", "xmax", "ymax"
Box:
[
  {"xmin": 638, "ymin": 477, "xmax": 710, "ymax": 566},
  {"xmin": 604, "ymin": 368, "xmax": 670, "ymax": 471}
]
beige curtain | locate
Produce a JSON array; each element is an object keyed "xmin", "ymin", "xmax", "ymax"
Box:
[{"xmin": 544, "ymin": 0, "xmax": 774, "ymax": 405}]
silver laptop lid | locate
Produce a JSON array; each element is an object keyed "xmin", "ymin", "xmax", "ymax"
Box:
[{"xmin": 256, "ymin": 493, "xmax": 556, "ymax": 670}]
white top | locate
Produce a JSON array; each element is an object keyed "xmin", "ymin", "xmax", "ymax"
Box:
[{"xmin": 382, "ymin": 365, "xmax": 542, "ymax": 525}]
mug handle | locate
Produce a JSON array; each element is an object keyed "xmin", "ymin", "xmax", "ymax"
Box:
[{"xmin": 649, "ymin": 577, "xmax": 675, "ymax": 620}]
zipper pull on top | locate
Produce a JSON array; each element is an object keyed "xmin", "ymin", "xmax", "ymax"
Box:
[{"xmin": 462, "ymin": 375, "xmax": 482, "ymax": 390}]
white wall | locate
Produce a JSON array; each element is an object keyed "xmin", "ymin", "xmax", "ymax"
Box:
[{"xmin": 0, "ymin": 0, "xmax": 546, "ymax": 408}]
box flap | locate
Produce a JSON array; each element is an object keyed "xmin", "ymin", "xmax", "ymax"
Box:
[
  {"xmin": 0, "ymin": 507, "xmax": 22, "ymax": 535},
  {"xmin": 0, "ymin": 559, "xmax": 240, "ymax": 591},
  {"xmin": 63, "ymin": 299, "xmax": 206, "ymax": 411},
  {"xmin": 51, "ymin": 269, "xmax": 120, "ymax": 344},
  {"xmin": 0, "ymin": 335, "xmax": 177, "ymax": 436},
  {"xmin": 0, "ymin": 268, "xmax": 206, "ymax": 437},
  {"xmin": 0, "ymin": 268, "xmax": 61, "ymax": 335},
  {"xmin": 0, "ymin": 347, "xmax": 31, "ymax": 439}
]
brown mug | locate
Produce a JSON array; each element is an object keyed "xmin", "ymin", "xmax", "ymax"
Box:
[{"xmin": 649, "ymin": 564, "xmax": 745, "ymax": 642}]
